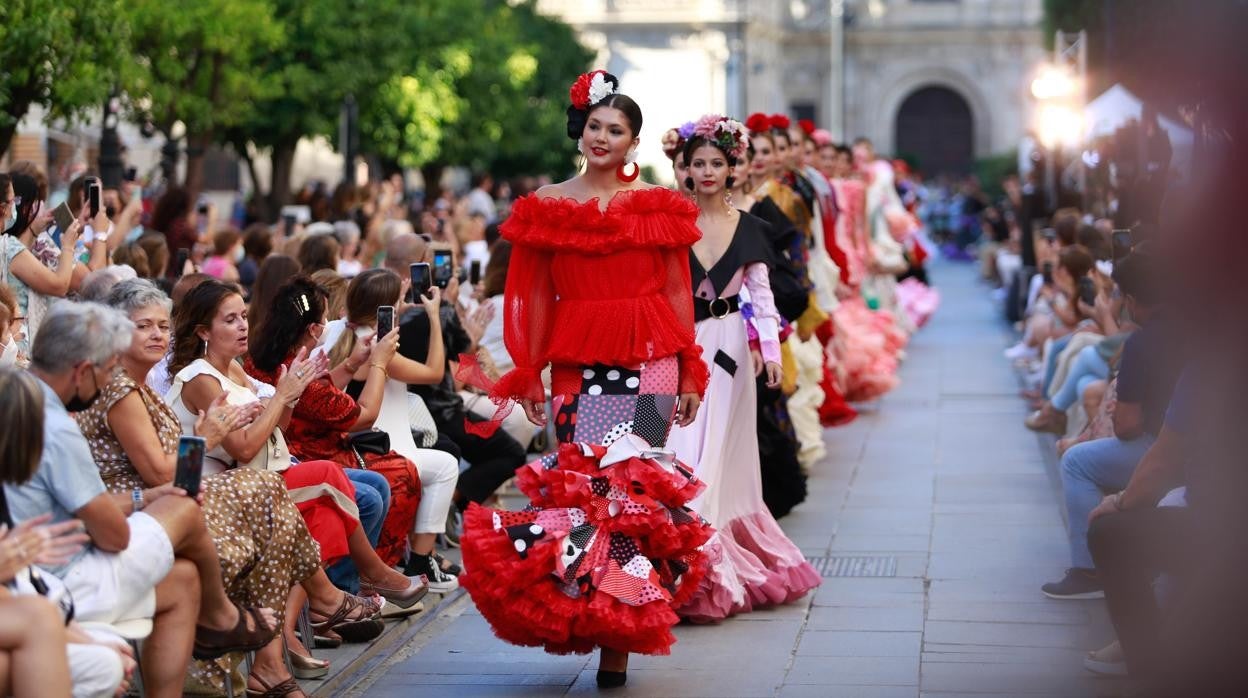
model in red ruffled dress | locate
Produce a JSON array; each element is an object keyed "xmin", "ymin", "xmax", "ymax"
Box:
[{"xmin": 458, "ymin": 71, "xmax": 713, "ymax": 689}]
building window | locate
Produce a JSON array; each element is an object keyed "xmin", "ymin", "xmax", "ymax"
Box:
[{"xmin": 790, "ymin": 103, "xmax": 817, "ymax": 125}]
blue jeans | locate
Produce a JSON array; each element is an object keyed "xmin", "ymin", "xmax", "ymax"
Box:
[
  {"xmin": 1062, "ymin": 435, "xmax": 1156, "ymax": 569},
  {"xmin": 1042, "ymin": 334, "xmax": 1074, "ymax": 394},
  {"xmin": 1050, "ymin": 345, "xmax": 1109, "ymax": 411},
  {"xmin": 326, "ymin": 469, "xmax": 391, "ymax": 593}
]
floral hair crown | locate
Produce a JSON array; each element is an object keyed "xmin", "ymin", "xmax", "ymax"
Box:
[
  {"xmin": 689, "ymin": 114, "xmax": 750, "ymax": 161},
  {"xmin": 569, "ymin": 70, "xmax": 619, "ymax": 111}
]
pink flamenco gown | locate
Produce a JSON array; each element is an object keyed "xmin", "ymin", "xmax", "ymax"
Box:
[
  {"xmin": 458, "ymin": 187, "xmax": 715, "ymax": 656},
  {"xmin": 666, "ymin": 211, "xmax": 821, "ymax": 623}
]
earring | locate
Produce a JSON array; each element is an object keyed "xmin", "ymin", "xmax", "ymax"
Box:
[
  {"xmin": 725, "ymin": 190, "xmax": 734, "ymax": 211},
  {"xmin": 625, "ymin": 149, "xmax": 637, "ymax": 165},
  {"xmin": 616, "ymin": 162, "xmax": 640, "ymax": 183},
  {"xmin": 577, "ymin": 141, "xmax": 587, "ymax": 157},
  {"xmin": 201, "ymin": 339, "xmax": 208, "ymax": 356}
]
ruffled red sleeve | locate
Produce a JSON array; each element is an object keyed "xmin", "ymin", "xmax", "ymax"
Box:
[{"xmin": 489, "ymin": 240, "xmax": 554, "ymax": 404}]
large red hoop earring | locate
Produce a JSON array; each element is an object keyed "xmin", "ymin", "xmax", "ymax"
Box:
[{"xmin": 616, "ymin": 162, "xmax": 640, "ymax": 183}]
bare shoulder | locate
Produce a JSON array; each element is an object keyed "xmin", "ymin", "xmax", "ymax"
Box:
[{"xmin": 535, "ymin": 182, "xmax": 571, "ymax": 200}]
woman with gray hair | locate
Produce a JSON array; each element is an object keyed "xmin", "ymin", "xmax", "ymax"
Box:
[{"xmin": 74, "ymin": 279, "xmax": 383, "ymax": 693}]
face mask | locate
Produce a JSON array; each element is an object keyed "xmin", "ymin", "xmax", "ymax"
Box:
[
  {"xmin": 233, "ymin": 245, "xmax": 245, "ymax": 263},
  {"xmin": 4, "ymin": 203, "xmax": 16, "ymax": 233},
  {"xmin": 65, "ymin": 365, "xmax": 103, "ymax": 412}
]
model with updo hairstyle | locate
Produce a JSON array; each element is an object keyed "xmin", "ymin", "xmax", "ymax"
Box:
[
  {"xmin": 458, "ymin": 70, "xmax": 715, "ymax": 688},
  {"xmin": 249, "ymin": 276, "xmax": 327, "ymax": 373}
]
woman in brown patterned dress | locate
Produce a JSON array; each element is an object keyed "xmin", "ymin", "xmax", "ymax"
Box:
[{"xmin": 75, "ymin": 279, "xmax": 382, "ymax": 697}]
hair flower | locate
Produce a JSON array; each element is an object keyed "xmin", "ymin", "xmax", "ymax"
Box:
[
  {"xmin": 676, "ymin": 121, "xmax": 697, "ymax": 139},
  {"xmin": 769, "ymin": 113, "xmax": 792, "ymax": 130},
  {"xmin": 798, "ymin": 119, "xmax": 816, "ymax": 136},
  {"xmin": 687, "ymin": 114, "xmax": 750, "ymax": 161},
  {"xmin": 745, "ymin": 112, "xmax": 771, "ymax": 133}
]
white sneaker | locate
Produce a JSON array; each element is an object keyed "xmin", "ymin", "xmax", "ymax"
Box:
[{"xmin": 1004, "ymin": 342, "xmax": 1038, "ymax": 361}]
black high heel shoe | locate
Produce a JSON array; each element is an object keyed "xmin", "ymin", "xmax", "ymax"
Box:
[{"xmin": 596, "ymin": 670, "xmax": 627, "ymax": 688}]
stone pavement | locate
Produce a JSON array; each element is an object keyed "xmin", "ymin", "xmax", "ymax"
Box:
[{"xmin": 347, "ymin": 261, "xmax": 1116, "ymax": 697}]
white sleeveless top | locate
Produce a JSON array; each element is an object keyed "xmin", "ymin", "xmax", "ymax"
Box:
[
  {"xmin": 164, "ymin": 358, "xmax": 286, "ymax": 474},
  {"xmin": 320, "ymin": 319, "xmax": 421, "ymax": 464}
]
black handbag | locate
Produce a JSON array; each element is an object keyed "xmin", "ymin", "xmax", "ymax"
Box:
[{"xmin": 348, "ymin": 429, "xmax": 390, "ymax": 456}]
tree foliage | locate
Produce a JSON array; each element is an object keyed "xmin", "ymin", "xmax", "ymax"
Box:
[{"xmin": 0, "ymin": 1, "xmax": 130, "ymax": 155}]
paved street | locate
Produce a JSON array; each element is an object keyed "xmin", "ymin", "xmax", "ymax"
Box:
[{"xmin": 351, "ymin": 261, "xmax": 1115, "ymax": 697}]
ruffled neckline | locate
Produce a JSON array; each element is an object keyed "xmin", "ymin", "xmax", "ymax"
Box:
[{"xmin": 501, "ymin": 187, "xmax": 699, "ymax": 253}]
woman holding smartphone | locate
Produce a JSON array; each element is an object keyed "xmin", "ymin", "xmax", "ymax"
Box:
[
  {"xmin": 322, "ymin": 269, "xmax": 462, "ymax": 591},
  {"xmin": 242, "ymin": 277, "xmax": 425, "ymax": 581}
]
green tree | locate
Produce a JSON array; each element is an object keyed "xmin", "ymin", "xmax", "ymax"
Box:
[
  {"xmin": 361, "ymin": 0, "xmax": 592, "ymax": 189},
  {"xmin": 121, "ymin": 0, "xmax": 282, "ymax": 195},
  {"xmin": 0, "ymin": 1, "xmax": 130, "ymax": 157},
  {"xmin": 224, "ymin": 0, "xmax": 430, "ymax": 218}
]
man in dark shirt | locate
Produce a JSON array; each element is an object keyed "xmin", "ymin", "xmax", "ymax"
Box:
[
  {"xmin": 1042, "ymin": 250, "xmax": 1179, "ymax": 599},
  {"xmin": 385, "ymin": 233, "xmax": 526, "ymax": 521}
]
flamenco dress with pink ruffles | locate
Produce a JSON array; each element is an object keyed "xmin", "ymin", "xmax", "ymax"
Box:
[
  {"xmin": 666, "ymin": 212, "xmax": 821, "ymax": 623},
  {"xmin": 458, "ymin": 187, "xmax": 715, "ymax": 656}
]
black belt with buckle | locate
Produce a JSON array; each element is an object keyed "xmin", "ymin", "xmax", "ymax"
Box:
[{"xmin": 693, "ymin": 295, "xmax": 741, "ymax": 322}]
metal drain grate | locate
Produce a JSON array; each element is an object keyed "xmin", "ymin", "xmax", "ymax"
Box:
[{"xmin": 807, "ymin": 555, "xmax": 898, "ymax": 578}]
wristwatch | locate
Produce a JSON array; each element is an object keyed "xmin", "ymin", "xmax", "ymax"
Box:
[{"xmin": 132, "ymin": 487, "xmax": 145, "ymax": 512}]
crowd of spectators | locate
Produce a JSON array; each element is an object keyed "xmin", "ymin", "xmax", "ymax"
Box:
[
  {"xmin": 0, "ymin": 160, "xmax": 532, "ymax": 697},
  {"xmin": 975, "ymin": 122, "xmax": 1248, "ymax": 690}
]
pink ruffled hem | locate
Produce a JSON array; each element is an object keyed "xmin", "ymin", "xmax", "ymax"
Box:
[
  {"xmin": 896, "ymin": 278, "xmax": 940, "ymax": 328},
  {"xmin": 678, "ymin": 511, "xmax": 821, "ymax": 623}
]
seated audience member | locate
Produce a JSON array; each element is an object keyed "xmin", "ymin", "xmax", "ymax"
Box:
[
  {"xmin": 325, "ymin": 269, "xmax": 461, "ymax": 587},
  {"xmin": 242, "ymin": 278, "xmax": 421, "ymax": 568},
  {"xmin": 310, "ymin": 268, "xmax": 347, "ymax": 321},
  {"xmin": 248, "ymin": 254, "xmax": 301, "ymax": 337},
  {"xmin": 110, "ymin": 242, "xmax": 151, "ymax": 279},
  {"xmin": 238, "ymin": 224, "xmax": 273, "ymax": 294},
  {"xmin": 464, "ymin": 240, "xmax": 541, "ymax": 447},
  {"xmin": 135, "ymin": 233, "xmax": 171, "ymax": 281},
  {"xmin": 81, "ymin": 279, "xmax": 382, "ymax": 692},
  {"xmin": 1042, "ymin": 250, "xmax": 1178, "ymax": 598},
  {"xmin": 165, "ymin": 280, "xmax": 425, "ymax": 607},
  {"xmin": 201, "ymin": 228, "xmax": 243, "ymax": 283},
  {"xmin": 145, "ymin": 273, "xmax": 211, "ymax": 395},
  {"xmin": 0, "ymin": 366, "xmax": 132, "ymax": 698},
  {"xmin": 297, "ymin": 233, "xmax": 339, "ymax": 275},
  {"xmin": 3, "ymin": 302, "xmax": 279, "ymax": 698},
  {"xmin": 0, "ymin": 285, "xmax": 23, "ymax": 367},
  {"xmin": 76, "ymin": 266, "xmax": 134, "ymax": 304},
  {"xmin": 383, "ymin": 232, "xmax": 526, "ymax": 525}
]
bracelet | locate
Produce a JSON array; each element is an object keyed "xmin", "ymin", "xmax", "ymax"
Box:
[
  {"xmin": 368, "ymin": 363, "xmax": 387, "ymax": 372},
  {"xmin": 345, "ymin": 361, "xmax": 362, "ymax": 373},
  {"xmin": 132, "ymin": 488, "xmax": 145, "ymax": 512}
]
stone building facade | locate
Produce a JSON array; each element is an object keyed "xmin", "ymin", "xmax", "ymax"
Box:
[{"xmin": 538, "ymin": 0, "xmax": 1045, "ymax": 177}]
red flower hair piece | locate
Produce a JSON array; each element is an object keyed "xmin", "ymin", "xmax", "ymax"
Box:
[
  {"xmin": 569, "ymin": 70, "xmax": 605, "ymax": 110},
  {"xmin": 745, "ymin": 113, "xmax": 771, "ymax": 133},
  {"xmin": 798, "ymin": 119, "xmax": 816, "ymax": 136},
  {"xmin": 769, "ymin": 113, "xmax": 792, "ymax": 130}
]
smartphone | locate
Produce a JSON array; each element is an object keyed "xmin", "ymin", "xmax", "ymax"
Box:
[
  {"xmin": 432, "ymin": 249, "xmax": 453, "ymax": 289},
  {"xmin": 469, "ymin": 259, "xmax": 482, "ymax": 286},
  {"xmin": 376, "ymin": 305, "xmax": 395, "ymax": 338},
  {"xmin": 87, "ymin": 181, "xmax": 101, "ymax": 219},
  {"xmin": 282, "ymin": 214, "xmax": 296, "ymax": 238},
  {"xmin": 409, "ymin": 262, "xmax": 432, "ymax": 299},
  {"xmin": 174, "ymin": 436, "xmax": 207, "ymax": 498},
  {"xmin": 1041, "ymin": 261, "xmax": 1054, "ymax": 285},
  {"xmin": 53, "ymin": 201, "xmax": 76, "ymax": 233},
  {"xmin": 123, "ymin": 166, "xmax": 138, "ymax": 182},
  {"xmin": 1111, "ymin": 229, "xmax": 1132, "ymax": 260},
  {"xmin": 1077, "ymin": 276, "xmax": 1098, "ymax": 307},
  {"xmin": 174, "ymin": 247, "xmax": 190, "ymax": 277}
]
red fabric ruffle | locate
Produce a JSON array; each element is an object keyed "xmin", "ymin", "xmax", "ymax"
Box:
[
  {"xmin": 501, "ymin": 188, "xmax": 699, "ymax": 254},
  {"xmin": 460, "ymin": 441, "xmax": 712, "ymax": 656}
]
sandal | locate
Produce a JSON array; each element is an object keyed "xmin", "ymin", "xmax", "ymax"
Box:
[
  {"xmin": 309, "ymin": 593, "xmax": 384, "ymax": 644},
  {"xmin": 246, "ymin": 674, "xmax": 305, "ymax": 697},
  {"xmin": 193, "ymin": 604, "xmax": 277, "ymax": 660}
]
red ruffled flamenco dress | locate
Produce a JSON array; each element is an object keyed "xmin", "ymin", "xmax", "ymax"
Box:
[{"xmin": 459, "ymin": 187, "xmax": 714, "ymax": 656}]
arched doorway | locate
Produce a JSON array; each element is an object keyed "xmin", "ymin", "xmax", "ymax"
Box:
[{"xmin": 894, "ymin": 86, "xmax": 974, "ymax": 177}]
